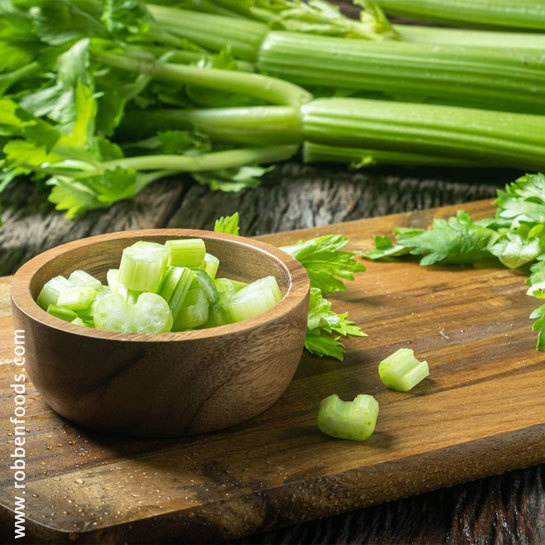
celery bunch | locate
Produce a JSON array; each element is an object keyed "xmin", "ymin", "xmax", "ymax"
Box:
[{"xmin": 3, "ymin": 0, "xmax": 545, "ymax": 222}]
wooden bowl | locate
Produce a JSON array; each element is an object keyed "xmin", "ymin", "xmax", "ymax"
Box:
[{"xmin": 10, "ymin": 230, "xmax": 310, "ymax": 437}]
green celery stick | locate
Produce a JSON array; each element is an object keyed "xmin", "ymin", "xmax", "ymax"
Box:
[
  {"xmin": 68, "ymin": 270, "xmax": 101, "ymax": 290},
  {"xmin": 57, "ymin": 286, "xmax": 96, "ymax": 310},
  {"xmin": 166, "ymin": 238, "xmax": 206, "ymax": 268},
  {"xmin": 36, "ymin": 276, "xmax": 73, "ymax": 310},
  {"xmin": 173, "ymin": 287, "xmax": 210, "ymax": 331},
  {"xmin": 118, "ymin": 241, "xmax": 169, "ymax": 292},
  {"xmin": 94, "ymin": 293, "xmax": 173, "ymax": 334},
  {"xmin": 159, "ymin": 267, "xmax": 196, "ymax": 322},
  {"xmin": 317, "ymin": 394, "xmax": 379, "ymax": 441},
  {"xmin": 379, "ymin": 348, "xmax": 429, "ymax": 392},
  {"xmin": 71, "ymin": 317, "xmax": 88, "ymax": 327},
  {"xmin": 200, "ymin": 253, "xmax": 220, "ymax": 279},
  {"xmin": 226, "ymin": 276, "xmax": 282, "ymax": 322},
  {"xmin": 47, "ymin": 304, "xmax": 78, "ymax": 322},
  {"xmin": 194, "ymin": 270, "xmax": 219, "ymax": 304}
]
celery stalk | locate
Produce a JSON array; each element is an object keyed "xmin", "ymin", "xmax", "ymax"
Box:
[
  {"xmin": 118, "ymin": 106, "xmax": 302, "ymax": 146},
  {"xmin": 146, "ymin": 5, "xmax": 268, "ymax": 61},
  {"xmin": 302, "ymin": 98, "xmax": 545, "ymax": 171},
  {"xmin": 317, "ymin": 394, "xmax": 379, "ymax": 441},
  {"xmin": 379, "ymin": 348, "xmax": 429, "ymax": 392},
  {"xmin": 259, "ymin": 32, "xmax": 545, "ymax": 115},
  {"xmin": 376, "ymin": 0, "xmax": 545, "ymax": 31},
  {"xmin": 394, "ymin": 25, "xmax": 545, "ymax": 52},
  {"xmin": 92, "ymin": 49, "xmax": 312, "ymax": 107},
  {"xmin": 166, "ymin": 238, "xmax": 206, "ymax": 268},
  {"xmin": 303, "ymin": 142, "xmax": 488, "ymax": 168}
]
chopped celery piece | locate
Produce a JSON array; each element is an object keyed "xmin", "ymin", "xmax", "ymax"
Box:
[
  {"xmin": 226, "ymin": 276, "xmax": 282, "ymax": 322},
  {"xmin": 166, "ymin": 238, "xmax": 206, "ymax": 268},
  {"xmin": 159, "ymin": 266, "xmax": 185, "ymax": 303},
  {"xmin": 201, "ymin": 302, "xmax": 232, "ymax": 328},
  {"xmin": 107, "ymin": 268, "xmax": 123, "ymax": 293},
  {"xmin": 77, "ymin": 306, "xmax": 94, "ymax": 323},
  {"xmin": 68, "ymin": 270, "xmax": 101, "ymax": 290},
  {"xmin": 94, "ymin": 293, "xmax": 173, "ymax": 333},
  {"xmin": 200, "ymin": 253, "xmax": 220, "ymax": 279},
  {"xmin": 36, "ymin": 276, "xmax": 73, "ymax": 310},
  {"xmin": 215, "ymin": 278, "xmax": 249, "ymax": 303},
  {"xmin": 57, "ymin": 286, "xmax": 96, "ymax": 310},
  {"xmin": 107, "ymin": 269, "xmax": 140, "ymax": 301},
  {"xmin": 379, "ymin": 348, "xmax": 429, "ymax": 392},
  {"xmin": 118, "ymin": 241, "xmax": 169, "ymax": 292},
  {"xmin": 47, "ymin": 304, "xmax": 78, "ymax": 322},
  {"xmin": 71, "ymin": 317, "xmax": 88, "ymax": 327},
  {"xmin": 317, "ymin": 394, "xmax": 379, "ymax": 441},
  {"xmin": 173, "ymin": 287, "xmax": 209, "ymax": 331},
  {"xmin": 159, "ymin": 266, "xmax": 196, "ymax": 321},
  {"xmin": 194, "ymin": 270, "xmax": 219, "ymax": 303}
]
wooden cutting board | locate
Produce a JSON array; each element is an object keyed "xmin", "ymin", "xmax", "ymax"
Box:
[{"xmin": 1, "ymin": 200, "xmax": 544, "ymax": 544}]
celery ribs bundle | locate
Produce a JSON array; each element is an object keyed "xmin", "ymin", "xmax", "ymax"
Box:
[{"xmin": 2, "ymin": 0, "xmax": 545, "ymax": 218}]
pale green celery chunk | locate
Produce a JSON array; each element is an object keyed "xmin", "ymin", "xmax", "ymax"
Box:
[
  {"xmin": 317, "ymin": 394, "xmax": 379, "ymax": 441},
  {"xmin": 47, "ymin": 304, "xmax": 78, "ymax": 322},
  {"xmin": 159, "ymin": 266, "xmax": 196, "ymax": 321},
  {"xmin": 226, "ymin": 276, "xmax": 282, "ymax": 322},
  {"xmin": 57, "ymin": 286, "xmax": 96, "ymax": 310},
  {"xmin": 71, "ymin": 317, "xmax": 88, "ymax": 327},
  {"xmin": 200, "ymin": 253, "xmax": 220, "ymax": 279},
  {"xmin": 118, "ymin": 241, "xmax": 169, "ymax": 292},
  {"xmin": 68, "ymin": 270, "xmax": 101, "ymax": 290},
  {"xmin": 379, "ymin": 348, "xmax": 429, "ymax": 392},
  {"xmin": 107, "ymin": 269, "xmax": 123, "ymax": 293},
  {"xmin": 36, "ymin": 275, "xmax": 73, "ymax": 310},
  {"xmin": 194, "ymin": 270, "xmax": 219, "ymax": 303},
  {"xmin": 94, "ymin": 293, "xmax": 173, "ymax": 333},
  {"xmin": 166, "ymin": 238, "xmax": 206, "ymax": 268},
  {"xmin": 201, "ymin": 303, "xmax": 232, "ymax": 328},
  {"xmin": 214, "ymin": 278, "xmax": 249, "ymax": 307},
  {"xmin": 173, "ymin": 287, "xmax": 209, "ymax": 331},
  {"xmin": 107, "ymin": 269, "xmax": 140, "ymax": 302}
]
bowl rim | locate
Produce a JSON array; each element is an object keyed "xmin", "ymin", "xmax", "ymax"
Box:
[{"xmin": 10, "ymin": 228, "xmax": 310, "ymax": 342}]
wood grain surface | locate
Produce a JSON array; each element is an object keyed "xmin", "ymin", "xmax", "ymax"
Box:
[{"xmin": 2, "ymin": 197, "xmax": 545, "ymax": 544}]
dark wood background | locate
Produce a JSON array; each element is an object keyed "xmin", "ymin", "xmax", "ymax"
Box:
[{"xmin": 3, "ymin": 163, "xmax": 545, "ymax": 545}]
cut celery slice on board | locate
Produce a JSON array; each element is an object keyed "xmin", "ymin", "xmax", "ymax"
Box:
[
  {"xmin": 379, "ymin": 348, "xmax": 429, "ymax": 392},
  {"xmin": 317, "ymin": 394, "xmax": 379, "ymax": 441}
]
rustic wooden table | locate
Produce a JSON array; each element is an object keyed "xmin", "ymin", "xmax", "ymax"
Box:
[{"xmin": 3, "ymin": 163, "xmax": 544, "ymax": 545}]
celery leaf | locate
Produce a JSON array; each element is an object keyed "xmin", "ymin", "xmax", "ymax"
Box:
[{"xmin": 281, "ymin": 234, "xmax": 366, "ymax": 296}]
